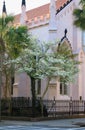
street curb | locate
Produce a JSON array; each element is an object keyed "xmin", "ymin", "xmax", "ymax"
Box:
[{"xmin": 1, "ymin": 114, "xmax": 85, "ymax": 122}]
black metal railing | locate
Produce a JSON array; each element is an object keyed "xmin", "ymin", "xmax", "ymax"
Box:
[
  {"xmin": 43, "ymin": 100, "xmax": 85, "ymax": 117},
  {"xmin": 1, "ymin": 97, "xmax": 85, "ymax": 117}
]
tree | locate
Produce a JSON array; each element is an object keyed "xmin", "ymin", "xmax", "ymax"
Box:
[
  {"xmin": 4, "ymin": 25, "xmax": 30, "ymax": 98},
  {"xmin": 0, "ymin": 15, "xmax": 30, "ymax": 99},
  {"xmin": 0, "ymin": 15, "xmax": 31, "ymax": 117},
  {"xmin": 73, "ymin": 0, "xmax": 85, "ymax": 30},
  {"xmin": 10, "ymin": 38, "xmax": 79, "ymax": 117},
  {"xmin": 0, "ymin": 15, "xmax": 14, "ymax": 98}
]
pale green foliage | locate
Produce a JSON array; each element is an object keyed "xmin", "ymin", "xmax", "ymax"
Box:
[
  {"xmin": 56, "ymin": 42, "xmax": 79, "ymax": 83},
  {"xmin": 10, "ymin": 37, "xmax": 79, "ymax": 84}
]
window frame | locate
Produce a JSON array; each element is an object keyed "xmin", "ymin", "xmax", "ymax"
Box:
[{"xmin": 60, "ymin": 82, "xmax": 68, "ymax": 95}]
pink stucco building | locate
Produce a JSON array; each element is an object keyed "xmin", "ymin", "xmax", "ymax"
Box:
[{"xmin": 11, "ymin": 0, "xmax": 85, "ymax": 100}]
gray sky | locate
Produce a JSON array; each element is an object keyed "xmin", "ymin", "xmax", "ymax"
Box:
[{"xmin": 0, "ymin": 0, "xmax": 50, "ymax": 15}]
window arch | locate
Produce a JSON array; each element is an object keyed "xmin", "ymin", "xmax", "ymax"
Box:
[
  {"xmin": 57, "ymin": 39, "xmax": 72, "ymax": 56},
  {"xmin": 57, "ymin": 39, "xmax": 72, "ymax": 95}
]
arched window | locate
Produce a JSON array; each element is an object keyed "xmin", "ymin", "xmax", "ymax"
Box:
[{"xmin": 57, "ymin": 39, "xmax": 72, "ymax": 96}]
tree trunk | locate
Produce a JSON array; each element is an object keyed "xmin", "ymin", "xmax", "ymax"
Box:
[{"xmin": 31, "ymin": 77, "xmax": 36, "ymax": 117}]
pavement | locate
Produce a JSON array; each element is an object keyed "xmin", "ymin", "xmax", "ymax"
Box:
[{"xmin": 0, "ymin": 118, "xmax": 85, "ymax": 128}]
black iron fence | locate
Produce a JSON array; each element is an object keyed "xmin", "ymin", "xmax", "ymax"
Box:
[
  {"xmin": 43, "ymin": 100, "xmax": 85, "ymax": 117},
  {"xmin": 1, "ymin": 97, "xmax": 85, "ymax": 117}
]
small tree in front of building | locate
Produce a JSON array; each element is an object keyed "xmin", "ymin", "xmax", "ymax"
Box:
[{"xmin": 10, "ymin": 37, "xmax": 79, "ymax": 117}]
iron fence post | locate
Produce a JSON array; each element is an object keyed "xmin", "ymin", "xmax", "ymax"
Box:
[{"xmin": 69, "ymin": 98, "xmax": 73, "ymax": 115}]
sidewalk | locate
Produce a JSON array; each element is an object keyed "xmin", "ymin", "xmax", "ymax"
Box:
[{"xmin": 0, "ymin": 118, "xmax": 85, "ymax": 128}]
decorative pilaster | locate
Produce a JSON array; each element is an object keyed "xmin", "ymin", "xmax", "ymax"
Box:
[
  {"xmin": 49, "ymin": 0, "xmax": 57, "ymax": 42},
  {"xmin": 20, "ymin": 0, "xmax": 27, "ymax": 25}
]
